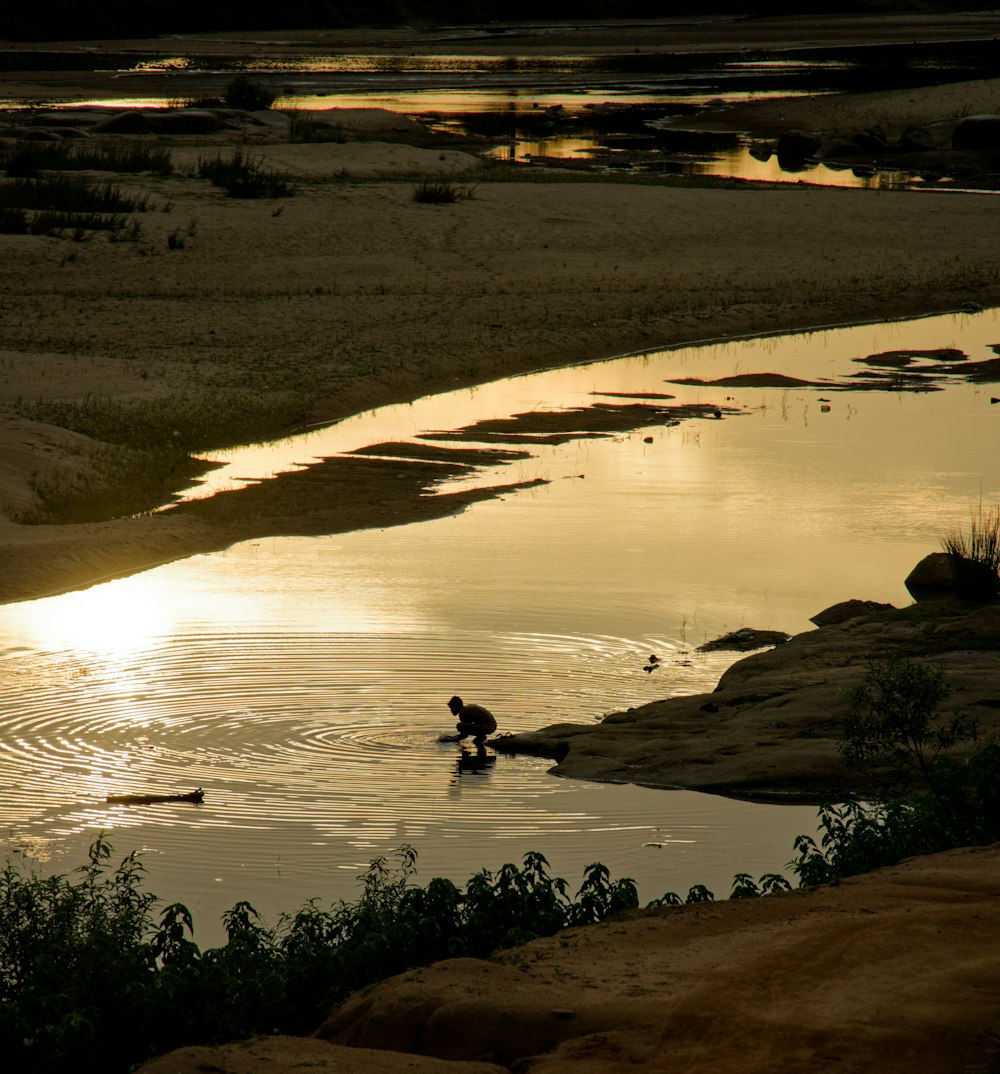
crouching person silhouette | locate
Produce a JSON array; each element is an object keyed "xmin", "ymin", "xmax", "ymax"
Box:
[{"xmin": 441, "ymin": 695, "xmax": 497, "ymax": 745}]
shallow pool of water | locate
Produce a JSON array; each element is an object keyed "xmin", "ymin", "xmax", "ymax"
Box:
[
  {"xmin": 4, "ymin": 44, "xmax": 991, "ymax": 190},
  {"xmin": 1, "ymin": 310, "xmax": 998, "ymax": 945}
]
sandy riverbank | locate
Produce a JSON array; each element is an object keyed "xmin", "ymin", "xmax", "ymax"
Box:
[{"xmin": 3, "ymin": 73, "xmax": 1000, "ymax": 604}]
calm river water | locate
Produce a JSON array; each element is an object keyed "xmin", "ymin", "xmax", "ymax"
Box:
[{"xmin": 1, "ymin": 310, "xmax": 998, "ymax": 946}]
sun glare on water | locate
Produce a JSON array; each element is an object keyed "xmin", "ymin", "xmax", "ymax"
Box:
[{"xmin": 5, "ymin": 574, "xmax": 182, "ymax": 657}]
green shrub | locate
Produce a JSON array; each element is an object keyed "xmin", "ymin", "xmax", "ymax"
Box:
[
  {"xmin": 840, "ymin": 655, "xmax": 975, "ymax": 794},
  {"xmin": 791, "ymin": 655, "xmax": 1000, "ymax": 886},
  {"xmin": 223, "ymin": 75, "xmax": 278, "ymax": 111},
  {"xmin": 0, "ymin": 839, "xmax": 643, "ymax": 1071}
]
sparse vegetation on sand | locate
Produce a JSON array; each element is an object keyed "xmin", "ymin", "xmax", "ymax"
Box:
[
  {"xmin": 196, "ymin": 149, "xmax": 295, "ymax": 198},
  {"xmin": 1, "ymin": 141, "xmax": 173, "ymax": 178},
  {"xmin": 0, "ymin": 175, "xmax": 150, "ymax": 236},
  {"xmin": 12, "ymin": 391, "xmax": 307, "ymax": 523},
  {"xmin": 287, "ymin": 111, "xmax": 349, "ymax": 143}
]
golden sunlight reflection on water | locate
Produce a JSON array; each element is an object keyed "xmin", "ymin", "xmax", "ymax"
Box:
[{"xmin": 1, "ymin": 311, "xmax": 999, "ymax": 944}]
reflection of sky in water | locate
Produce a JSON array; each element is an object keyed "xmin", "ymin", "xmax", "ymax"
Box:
[{"xmin": 1, "ymin": 311, "xmax": 998, "ymax": 945}]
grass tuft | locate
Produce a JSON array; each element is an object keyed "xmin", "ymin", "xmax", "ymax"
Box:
[
  {"xmin": 1, "ymin": 140, "xmax": 173, "ymax": 177},
  {"xmin": 411, "ymin": 180, "xmax": 476, "ymax": 204},
  {"xmin": 941, "ymin": 502, "xmax": 1000, "ymax": 601},
  {"xmin": 288, "ymin": 112, "xmax": 348, "ymax": 143},
  {"xmin": 196, "ymin": 150, "xmax": 295, "ymax": 199}
]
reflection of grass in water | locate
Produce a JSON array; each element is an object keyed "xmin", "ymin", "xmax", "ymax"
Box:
[{"xmin": 12, "ymin": 390, "xmax": 308, "ymax": 523}]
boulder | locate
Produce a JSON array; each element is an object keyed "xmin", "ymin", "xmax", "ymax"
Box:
[
  {"xmin": 146, "ymin": 109, "xmax": 228, "ymax": 134},
  {"xmin": 776, "ymin": 129, "xmax": 821, "ymax": 159},
  {"xmin": 747, "ymin": 141, "xmax": 772, "ymax": 162},
  {"xmin": 952, "ymin": 114, "xmax": 1000, "ymax": 150},
  {"xmin": 817, "ymin": 138, "xmax": 861, "ymax": 159},
  {"xmin": 899, "ymin": 126, "xmax": 935, "ymax": 152},
  {"xmin": 810, "ymin": 599, "xmax": 895, "ymax": 626},
  {"xmin": 905, "ymin": 552, "xmax": 959, "ymax": 599},
  {"xmin": 852, "ymin": 128, "xmax": 888, "ymax": 152},
  {"xmin": 91, "ymin": 110, "xmax": 160, "ymax": 134},
  {"xmin": 246, "ymin": 108, "xmax": 291, "ymax": 128},
  {"xmin": 89, "ymin": 108, "xmax": 230, "ymax": 135},
  {"xmin": 17, "ymin": 129, "xmax": 63, "ymax": 141},
  {"xmin": 30, "ymin": 109, "xmax": 106, "ymax": 127},
  {"xmin": 303, "ymin": 107, "xmax": 427, "ymax": 137},
  {"xmin": 697, "ymin": 627, "xmax": 790, "ymax": 652}
]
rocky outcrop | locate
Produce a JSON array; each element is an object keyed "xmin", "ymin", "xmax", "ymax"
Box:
[
  {"xmin": 816, "ymin": 137, "xmax": 861, "ymax": 159},
  {"xmin": 91, "ymin": 108, "xmax": 231, "ymax": 134},
  {"xmin": 905, "ymin": 551, "xmax": 959, "ymax": 599},
  {"xmin": 137, "ymin": 1036, "xmax": 506, "ymax": 1073},
  {"xmin": 851, "ymin": 124, "xmax": 888, "ymax": 152},
  {"xmin": 809, "ymin": 598, "xmax": 895, "ymax": 625},
  {"xmin": 491, "ymin": 602, "xmax": 1000, "ymax": 802}
]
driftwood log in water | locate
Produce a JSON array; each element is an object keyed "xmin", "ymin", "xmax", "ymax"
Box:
[{"xmin": 105, "ymin": 789, "xmax": 204, "ymax": 806}]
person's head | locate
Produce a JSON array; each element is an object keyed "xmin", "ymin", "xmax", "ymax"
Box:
[{"xmin": 448, "ymin": 695, "xmax": 464, "ymax": 715}]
